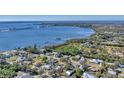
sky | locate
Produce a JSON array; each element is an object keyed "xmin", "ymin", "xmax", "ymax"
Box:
[{"xmin": 0, "ymin": 15, "xmax": 124, "ymax": 21}]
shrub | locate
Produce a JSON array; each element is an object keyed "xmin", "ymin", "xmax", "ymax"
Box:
[
  {"xmin": 30, "ymin": 69, "xmax": 38, "ymax": 75},
  {"xmin": 0, "ymin": 64, "xmax": 18, "ymax": 78},
  {"xmin": 75, "ymin": 68, "xmax": 82, "ymax": 78},
  {"xmin": 55, "ymin": 44, "xmax": 81, "ymax": 56},
  {"xmin": 23, "ymin": 44, "xmax": 38, "ymax": 53},
  {"xmin": 33, "ymin": 56, "xmax": 47, "ymax": 63}
]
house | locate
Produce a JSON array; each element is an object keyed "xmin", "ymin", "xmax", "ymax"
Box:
[
  {"xmin": 42, "ymin": 64, "xmax": 51, "ymax": 70},
  {"xmin": 89, "ymin": 59, "xmax": 103, "ymax": 64},
  {"xmin": 15, "ymin": 71, "xmax": 33, "ymax": 78},
  {"xmin": 118, "ymin": 64, "xmax": 124, "ymax": 68},
  {"xmin": 2, "ymin": 53, "xmax": 12, "ymax": 58},
  {"xmin": 107, "ymin": 68, "xmax": 116, "ymax": 76},
  {"xmin": 78, "ymin": 57, "xmax": 85, "ymax": 64},
  {"xmin": 66, "ymin": 70, "xmax": 74, "ymax": 76},
  {"xmin": 16, "ymin": 56, "xmax": 26, "ymax": 62},
  {"xmin": 83, "ymin": 72, "xmax": 97, "ymax": 78},
  {"xmin": 0, "ymin": 58, "xmax": 5, "ymax": 63},
  {"xmin": 75, "ymin": 55, "xmax": 81, "ymax": 60},
  {"xmin": 11, "ymin": 50, "xmax": 18, "ymax": 55}
]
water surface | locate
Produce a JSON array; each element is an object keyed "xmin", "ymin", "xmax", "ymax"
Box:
[{"xmin": 0, "ymin": 22, "xmax": 95, "ymax": 51}]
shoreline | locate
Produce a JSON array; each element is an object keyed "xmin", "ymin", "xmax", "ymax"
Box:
[{"xmin": 0, "ymin": 34, "xmax": 95, "ymax": 53}]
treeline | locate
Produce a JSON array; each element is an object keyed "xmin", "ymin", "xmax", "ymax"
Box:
[{"xmin": 101, "ymin": 43, "xmax": 124, "ymax": 47}]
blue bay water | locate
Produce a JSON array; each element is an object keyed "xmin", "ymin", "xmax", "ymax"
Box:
[{"xmin": 0, "ymin": 22, "xmax": 95, "ymax": 51}]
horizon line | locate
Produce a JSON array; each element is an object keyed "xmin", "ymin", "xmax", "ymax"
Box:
[{"xmin": 0, "ymin": 20, "xmax": 124, "ymax": 22}]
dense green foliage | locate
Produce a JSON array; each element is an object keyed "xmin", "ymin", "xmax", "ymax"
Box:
[
  {"xmin": 0, "ymin": 63, "xmax": 18, "ymax": 78},
  {"xmin": 55, "ymin": 44, "xmax": 81, "ymax": 56}
]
